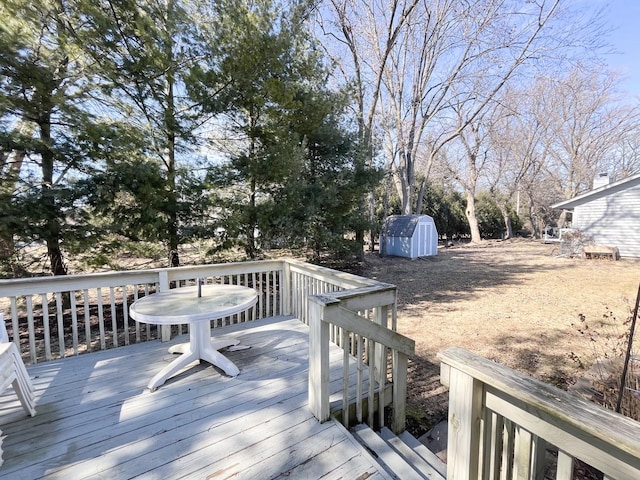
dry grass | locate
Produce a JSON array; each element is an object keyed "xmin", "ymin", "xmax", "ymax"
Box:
[{"xmin": 358, "ymin": 238, "xmax": 640, "ymax": 435}]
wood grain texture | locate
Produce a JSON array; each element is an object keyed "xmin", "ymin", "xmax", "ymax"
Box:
[
  {"xmin": 439, "ymin": 346, "xmax": 640, "ymax": 479},
  {"xmin": 0, "ymin": 317, "xmax": 386, "ymax": 480}
]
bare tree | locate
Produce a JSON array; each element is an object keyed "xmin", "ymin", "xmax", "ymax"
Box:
[
  {"xmin": 521, "ymin": 68, "xmax": 640, "ymax": 232},
  {"xmin": 319, "ymin": 0, "xmax": 594, "ymax": 220},
  {"xmin": 446, "ymin": 110, "xmax": 492, "ymax": 243},
  {"xmin": 610, "ymin": 132, "xmax": 640, "ymax": 178},
  {"xmin": 483, "ymin": 86, "xmax": 553, "ymax": 239},
  {"xmin": 317, "ymin": 0, "xmax": 420, "ymax": 251},
  {"xmin": 481, "ymin": 69, "xmax": 640, "ymax": 238},
  {"xmin": 541, "ymin": 67, "xmax": 640, "ymax": 204}
]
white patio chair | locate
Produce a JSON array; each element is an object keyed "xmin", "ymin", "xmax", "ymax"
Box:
[{"xmin": 0, "ymin": 313, "xmax": 36, "ymax": 465}]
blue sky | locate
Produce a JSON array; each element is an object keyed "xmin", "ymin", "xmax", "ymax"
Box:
[{"xmin": 600, "ymin": 0, "xmax": 640, "ymax": 97}]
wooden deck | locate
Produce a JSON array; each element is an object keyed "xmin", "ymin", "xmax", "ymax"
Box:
[{"xmin": 0, "ymin": 317, "xmax": 389, "ymax": 479}]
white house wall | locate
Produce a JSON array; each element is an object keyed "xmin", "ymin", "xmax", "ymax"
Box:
[{"xmin": 572, "ymin": 184, "xmax": 640, "ymax": 257}]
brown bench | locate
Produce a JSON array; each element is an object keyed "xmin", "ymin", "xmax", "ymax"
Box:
[{"xmin": 582, "ymin": 245, "xmax": 620, "ymax": 260}]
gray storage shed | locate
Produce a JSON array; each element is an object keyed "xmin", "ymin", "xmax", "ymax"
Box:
[{"xmin": 379, "ymin": 215, "xmax": 438, "ymax": 259}]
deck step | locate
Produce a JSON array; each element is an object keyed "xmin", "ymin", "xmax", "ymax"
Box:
[
  {"xmin": 352, "ymin": 424, "xmax": 446, "ymax": 480},
  {"xmin": 398, "ymin": 430, "xmax": 447, "ymax": 479}
]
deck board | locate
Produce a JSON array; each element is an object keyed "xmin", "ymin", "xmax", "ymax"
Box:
[{"xmin": 0, "ymin": 316, "xmax": 387, "ymax": 479}]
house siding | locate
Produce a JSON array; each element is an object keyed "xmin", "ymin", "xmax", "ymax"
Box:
[{"xmin": 572, "ymin": 184, "xmax": 640, "ymax": 257}]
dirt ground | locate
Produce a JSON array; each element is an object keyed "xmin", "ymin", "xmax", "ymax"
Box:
[{"xmin": 358, "ymin": 238, "xmax": 640, "ymax": 437}]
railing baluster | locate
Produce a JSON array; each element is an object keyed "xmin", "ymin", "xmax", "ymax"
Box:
[
  {"xmin": 375, "ymin": 306, "xmax": 387, "ymax": 429},
  {"xmin": 250, "ymin": 272, "xmax": 257, "ymax": 321},
  {"xmin": 483, "ymin": 410, "xmax": 504, "ymax": 480},
  {"xmin": 531, "ymin": 435, "xmax": 547, "ymax": 480},
  {"xmin": 556, "ymin": 450, "xmax": 574, "ymax": 479},
  {"xmin": 367, "ymin": 338, "xmax": 375, "ymax": 428},
  {"xmin": 268, "ymin": 270, "xmax": 273, "ymax": 318},
  {"xmin": 378, "ymin": 346, "xmax": 386, "ymax": 429},
  {"xmin": 70, "ymin": 292, "xmax": 79, "ymax": 355},
  {"xmin": 42, "ymin": 293, "xmax": 51, "ymax": 361},
  {"xmin": 121, "ymin": 286, "xmax": 129, "ymax": 345},
  {"xmin": 55, "ymin": 292, "xmax": 65, "ymax": 358},
  {"xmin": 277, "ymin": 268, "xmax": 283, "ymax": 316},
  {"xmin": 83, "ymin": 290, "xmax": 91, "ymax": 352},
  {"xmin": 110, "ymin": 287, "xmax": 118, "ymax": 348},
  {"xmin": 26, "ymin": 295, "xmax": 36, "ymax": 364},
  {"xmin": 10, "ymin": 297, "xmax": 19, "ymax": 349},
  {"xmin": 500, "ymin": 419, "xmax": 515, "ymax": 480},
  {"xmin": 342, "ymin": 328, "xmax": 350, "ymax": 428},
  {"xmin": 134, "ymin": 286, "xmax": 141, "ymax": 342},
  {"xmin": 356, "ymin": 334, "xmax": 364, "ymax": 424},
  {"xmin": 144, "ymin": 285, "xmax": 151, "ymax": 339},
  {"xmin": 513, "ymin": 426, "xmax": 533, "ymax": 479},
  {"xmin": 258, "ymin": 272, "xmax": 264, "ymax": 321},
  {"xmin": 97, "ymin": 288, "xmax": 106, "ymax": 350}
]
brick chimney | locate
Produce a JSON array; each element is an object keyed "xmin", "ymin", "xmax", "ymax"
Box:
[{"xmin": 593, "ymin": 172, "xmax": 610, "ymax": 189}]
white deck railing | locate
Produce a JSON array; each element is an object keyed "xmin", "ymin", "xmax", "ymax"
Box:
[
  {"xmin": 0, "ymin": 260, "xmax": 285, "ymax": 363},
  {"xmin": 1, "ymin": 259, "xmax": 385, "ymax": 363},
  {"xmin": 308, "ymin": 282, "xmax": 415, "ymax": 434},
  {"xmin": 439, "ymin": 347, "xmax": 640, "ymax": 480},
  {"xmin": 0, "ymin": 258, "xmax": 411, "ymax": 432}
]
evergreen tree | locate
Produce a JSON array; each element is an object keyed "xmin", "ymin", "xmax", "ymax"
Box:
[
  {"xmin": 0, "ymin": 0, "xmax": 103, "ymax": 275},
  {"xmin": 197, "ymin": 0, "xmax": 378, "ymax": 260},
  {"xmin": 284, "ymin": 89, "xmax": 380, "ymax": 261},
  {"xmin": 420, "ymin": 182, "xmax": 469, "ymax": 240},
  {"xmin": 75, "ymin": 0, "xmax": 213, "ymax": 267}
]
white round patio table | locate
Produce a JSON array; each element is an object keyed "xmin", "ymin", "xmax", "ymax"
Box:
[{"xmin": 130, "ymin": 284, "xmax": 258, "ymax": 391}]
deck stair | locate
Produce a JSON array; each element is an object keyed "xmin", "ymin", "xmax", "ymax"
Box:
[{"xmin": 352, "ymin": 424, "xmax": 447, "ymax": 480}]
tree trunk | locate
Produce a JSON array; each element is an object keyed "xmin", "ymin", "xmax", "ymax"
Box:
[
  {"xmin": 557, "ymin": 209, "xmax": 569, "ymax": 228},
  {"xmin": 415, "ymin": 177, "xmax": 427, "ymax": 214},
  {"xmin": 368, "ymin": 192, "xmax": 376, "ymax": 252},
  {"xmin": 465, "ymin": 191, "xmax": 482, "ymax": 243},
  {"xmin": 164, "ymin": 5, "xmax": 180, "ymax": 268},
  {"xmin": 0, "ymin": 147, "xmax": 27, "ymax": 263},
  {"xmin": 498, "ymin": 203, "xmax": 513, "ymax": 239},
  {"xmin": 40, "ymin": 122, "xmax": 67, "ymax": 276},
  {"xmin": 0, "ymin": 120, "xmax": 32, "ymax": 185},
  {"xmin": 503, "ymin": 213, "xmax": 513, "ymax": 239},
  {"xmin": 246, "ymin": 177, "xmax": 257, "ymax": 259}
]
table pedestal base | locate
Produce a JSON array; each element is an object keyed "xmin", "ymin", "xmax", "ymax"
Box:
[{"xmin": 148, "ymin": 322, "xmax": 241, "ymax": 391}]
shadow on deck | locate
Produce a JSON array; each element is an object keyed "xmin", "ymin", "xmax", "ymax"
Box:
[{"xmin": 0, "ymin": 317, "xmax": 390, "ymax": 479}]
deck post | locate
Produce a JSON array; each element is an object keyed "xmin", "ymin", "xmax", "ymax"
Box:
[
  {"xmin": 445, "ymin": 363, "xmax": 483, "ymax": 479},
  {"xmin": 375, "ymin": 305, "xmax": 388, "ymax": 429},
  {"xmin": 391, "ymin": 350, "xmax": 408, "ymax": 434},
  {"xmin": 282, "ymin": 261, "xmax": 291, "ymax": 316},
  {"xmin": 308, "ymin": 296, "xmax": 330, "ymax": 422}
]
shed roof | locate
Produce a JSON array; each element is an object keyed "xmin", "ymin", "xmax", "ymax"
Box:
[
  {"xmin": 382, "ymin": 215, "xmax": 431, "ymax": 237},
  {"xmin": 552, "ymin": 172, "xmax": 640, "ymax": 210}
]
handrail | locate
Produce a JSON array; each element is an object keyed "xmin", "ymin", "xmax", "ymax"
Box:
[
  {"xmin": 308, "ymin": 284, "xmax": 413, "ymax": 434},
  {"xmin": 285, "ymin": 259, "xmax": 379, "ymax": 289},
  {"xmin": 327, "ymin": 305, "xmax": 413, "ymax": 355},
  {"xmin": 439, "ymin": 347, "xmax": 640, "ymax": 480}
]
